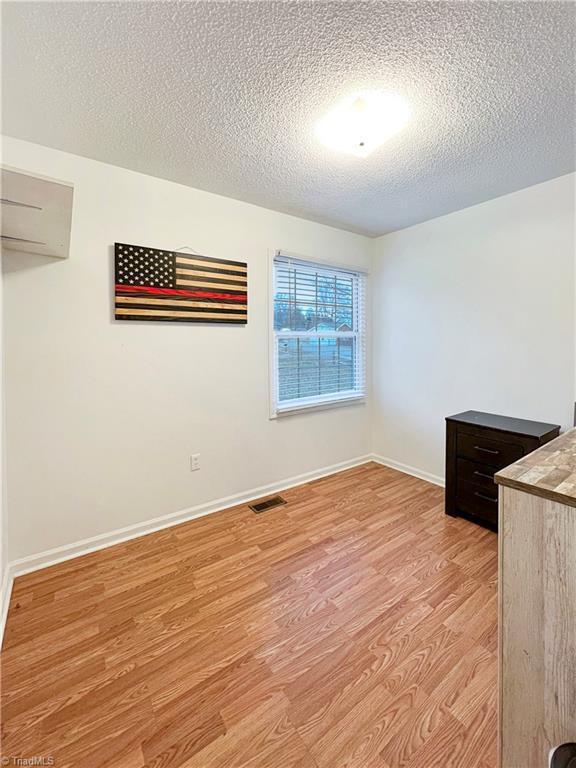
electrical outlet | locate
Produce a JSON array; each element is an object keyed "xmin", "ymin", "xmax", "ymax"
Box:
[{"xmin": 190, "ymin": 454, "xmax": 201, "ymax": 472}]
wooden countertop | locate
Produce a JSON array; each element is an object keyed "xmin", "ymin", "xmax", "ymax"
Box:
[{"xmin": 495, "ymin": 428, "xmax": 576, "ymax": 508}]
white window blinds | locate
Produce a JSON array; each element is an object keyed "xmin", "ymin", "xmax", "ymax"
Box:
[{"xmin": 272, "ymin": 253, "xmax": 367, "ymax": 414}]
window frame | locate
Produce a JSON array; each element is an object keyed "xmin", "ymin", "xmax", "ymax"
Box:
[{"xmin": 268, "ymin": 250, "xmax": 368, "ymax": 418}]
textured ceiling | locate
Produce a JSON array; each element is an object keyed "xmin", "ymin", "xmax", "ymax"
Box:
[{"xmin": 2, "ymin": 1, "xmax": 575, "ymax": 236}]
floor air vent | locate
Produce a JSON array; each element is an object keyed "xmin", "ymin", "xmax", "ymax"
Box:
[{"xmin": 249, "ymin": 495, "xmax": 287, "ymax": 514}]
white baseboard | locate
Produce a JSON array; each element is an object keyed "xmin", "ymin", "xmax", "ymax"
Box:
[
  {"xmin": 6, "ymin": 454, "xmax": 373, "ymax": 583},
  {"xmin": 371, "ymin": 454, "xmax": 445, "ymax": 488},
  {"xmin": 1, "ymin": 564, "xmax": 14, "ymax": 648}
]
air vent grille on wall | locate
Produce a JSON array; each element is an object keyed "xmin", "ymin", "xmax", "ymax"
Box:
[{"xmin": 249, "ymin": 495, "xmax": 287, "ymax": 514}]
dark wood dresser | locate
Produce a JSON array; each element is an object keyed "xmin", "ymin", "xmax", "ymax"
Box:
[{"xmin": 445, "ymin": 411, "xmax": 560, "ymax": 530}]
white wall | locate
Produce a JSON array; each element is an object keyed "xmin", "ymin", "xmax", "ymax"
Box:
[
  {"xmin": 372, "ymin": 173, "xmax": 576, "ymax": 481},
  {"xmin": 0, "ymin": 262, "xmax": 5, "ymax": 585},
  {"xmin": 2, "ymin": 136, "xmax": 372, "ymax": 563}
]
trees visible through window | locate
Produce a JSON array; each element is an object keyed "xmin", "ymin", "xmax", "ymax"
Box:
[{"xmin": 272, "ymin": 254, "xmax": 366, "ymax": 413}]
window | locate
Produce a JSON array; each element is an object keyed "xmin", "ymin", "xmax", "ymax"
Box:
[{"xmin": 271, "ymin": 252, "xmax": 367, "ymax": 415}]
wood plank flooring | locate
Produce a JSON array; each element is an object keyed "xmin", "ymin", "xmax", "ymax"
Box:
[{"xmin": 0, "ymin": 463, "xmax": 498, "ymax": 767}]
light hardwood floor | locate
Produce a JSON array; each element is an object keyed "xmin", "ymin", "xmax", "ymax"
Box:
[{"xmin": 0, "ymin": 463, "xmax": 498, "ymax": 767}]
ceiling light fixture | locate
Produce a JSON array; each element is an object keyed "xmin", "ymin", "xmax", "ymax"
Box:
[{"xmin": 316, "ymin": 91, "xmax": 411, "ymax": 158}]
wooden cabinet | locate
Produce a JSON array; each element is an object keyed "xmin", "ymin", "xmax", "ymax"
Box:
[
  {"xmin": 445, "ymin": 411, "xmax": 560, "ymax": 530},
  {"xmin": 496, "ymin": 430, "xmax": 576, "ymax": 768}
]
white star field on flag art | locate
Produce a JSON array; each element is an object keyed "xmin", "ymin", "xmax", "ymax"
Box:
[{"xmin": 116, "ymin": 245, "xmax": 175, "ymax": 288}]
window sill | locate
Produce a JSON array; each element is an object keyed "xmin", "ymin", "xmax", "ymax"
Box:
[{"xmin": 271, "ymin": 394, "xmax": 366, "ymax": 419}]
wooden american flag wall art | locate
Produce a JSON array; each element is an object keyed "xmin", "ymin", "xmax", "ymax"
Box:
[{"xmin": 114, "ymin": 243, "xmax": 248, "ymax": 324}]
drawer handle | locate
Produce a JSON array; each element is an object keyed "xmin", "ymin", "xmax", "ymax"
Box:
[
  {"xmin": 474, "ymin": 445, "xmax": 499, "ymax": 455},
  {"xmin": 474, "ymin": 470, "xmax": 494, "ymax": 481},
  {"xmin": 474, "ymin": 491, "xmax": 497, "ymax": 504}
]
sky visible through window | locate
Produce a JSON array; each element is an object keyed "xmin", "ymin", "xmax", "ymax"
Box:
[{"xmin": 274, "ymin": 266, "xmax": 359, "ymax": 403}]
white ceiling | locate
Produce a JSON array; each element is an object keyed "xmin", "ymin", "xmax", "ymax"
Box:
[{"xmin": 2, "ymin": 1, "xmax": 575, "ymax": 236}]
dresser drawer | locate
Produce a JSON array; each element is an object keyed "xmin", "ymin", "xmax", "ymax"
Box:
[
  {"xmin": 456, "ymin": 458, "xmax": 497, "ymax": 492},
  {"xmin": 456, "ymin": 480, "xmax": 498, "ymax": 525},
  {"xmin": 456, "ymin": 432, "xmax": 524, "ymax": 468},
  {"xmin": 446, "ymin": 411, "xmax": 561, "ymax": 531}
]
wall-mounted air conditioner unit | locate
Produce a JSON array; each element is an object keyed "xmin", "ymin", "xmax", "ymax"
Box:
[{"xmin": 1, "ymin": 166, "xmax": 73, "ymax": 260}]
